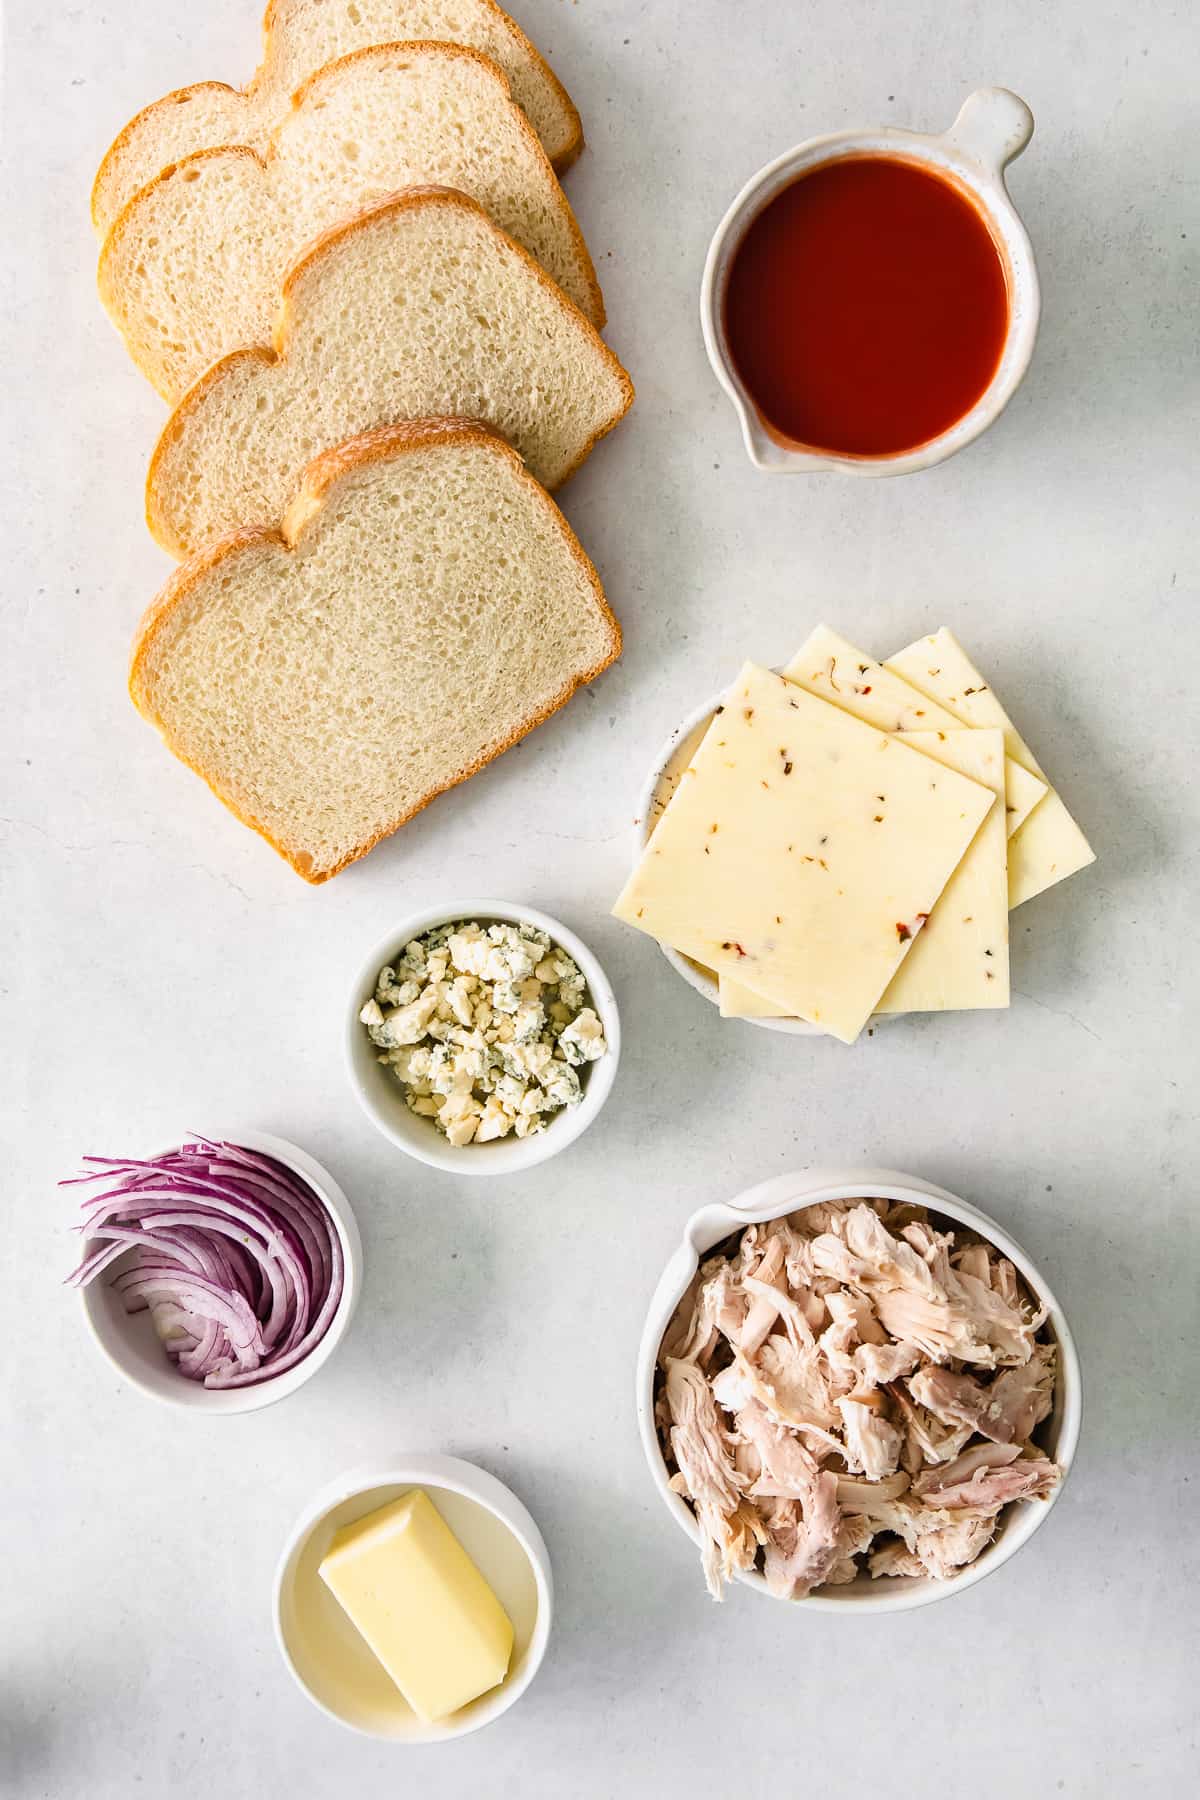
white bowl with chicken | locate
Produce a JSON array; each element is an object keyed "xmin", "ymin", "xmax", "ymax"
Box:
[{"xmin": 637, "ymin": 1168, "xmax": 1080, "ymax": 1611}]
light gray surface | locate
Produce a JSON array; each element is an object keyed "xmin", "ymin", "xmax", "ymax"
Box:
[{"xmin": 3, "ymin": 1, "xmax": 1198, "ymax": 1794}]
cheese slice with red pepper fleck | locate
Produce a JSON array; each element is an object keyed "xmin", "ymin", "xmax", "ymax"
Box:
[
  {"xmin": 779, "ymin": 624, "xmax": 1046, "ymax": 839},
  {"xmin": 612, "ymin": 662, "xmax": 996, "ymax": 1044},
  {"xmin": 886, "ymin": 629, "xmax": 1095, "ymax": 908},
  {"xmin": 721, "ymin": 728, "xmax": 1009, "ymax": 1019}
]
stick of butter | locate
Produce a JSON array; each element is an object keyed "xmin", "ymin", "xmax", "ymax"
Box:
[
  {"xmin": 613, "ymin": 662, "xmax": 996, "ymax": 1044},
  {"xmin": 721, "ymin": 727, "xmax": 1009, "ymax": 1017},
  {"xmin": 318, "ymin": 1489, "xmax": 514, "ymax": 1724},
  {"xmin": 780, "ymin": 624, "xmax": 1046, "ymax": 838},
  {"xmin": 886, "ymin": 629, "xmax": 1095, "ymax": 908}
]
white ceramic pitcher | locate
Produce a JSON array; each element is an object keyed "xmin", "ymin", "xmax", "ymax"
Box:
[{"xmin": 700, "ymin": 87, "xmax": 1040, "ymax": 477}]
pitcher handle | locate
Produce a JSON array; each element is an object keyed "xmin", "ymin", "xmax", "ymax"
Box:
[{"xmin": 944, "ymin": 86, "xmax": 1034, "ymax": 175}]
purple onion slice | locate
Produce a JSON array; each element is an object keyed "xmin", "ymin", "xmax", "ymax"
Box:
[{"xmin": 65, "ymin": 1139, "xmax": 344, "ymax": 1389}]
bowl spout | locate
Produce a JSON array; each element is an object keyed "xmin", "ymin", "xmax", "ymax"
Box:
[{"xmin": 739, "ymin": 409, "xmax": 831, "ymax": 472}]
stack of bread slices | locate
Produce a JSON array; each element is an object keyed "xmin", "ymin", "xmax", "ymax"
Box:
[{"xmin": 96, "ymin": 0, "xmax": 633, "ymax": 883}]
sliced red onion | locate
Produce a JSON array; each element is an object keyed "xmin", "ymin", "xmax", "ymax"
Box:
[{"xmin": 65, "ymin": 1138, "xmax": 344, "ymax": 1389}]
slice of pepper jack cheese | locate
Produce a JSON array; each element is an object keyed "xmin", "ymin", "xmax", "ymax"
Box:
[
  {"xmin": 886, "ymin": 628, "xmax": 1095, "ymax": 909},
  {"xmin": 722, "ymin": 727, "xmax": 1009, "ymax": 1019},
  {"xmin": 778, "ymin": 623, "xmax": 1046, "ymax": 839},
  {"xmin": 612, "ymin": 662, "xmax": 997, "ymax": 1044}
]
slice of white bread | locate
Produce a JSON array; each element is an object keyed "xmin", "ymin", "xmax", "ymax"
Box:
[
  {"xmin": 147, "ymin": 188, "xmax": 634, "ymax": 558},
  {"xmin": 92, "ymin": 0, "xmax": 582, "ymax": 234},
  {"xmin": 129, "ymin": 419, "xmax": 621, "ymax": 883},
  {"xmin": 99, "ymin": 42, "xmax": 603, "ymax": 400}
]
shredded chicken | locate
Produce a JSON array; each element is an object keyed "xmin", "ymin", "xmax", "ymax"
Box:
[
  {"xmin": 912, "ymin": 1439, "xmax": 1021, "ymax": 1494},
  {"xmin": 914, "ymin": 1441, "xmax": 1060, "ymax": 1509},
  {"xmin": 854, "ymin": 1340, "xmax": 921, "ymax": 1392},
  {"xmin": 837, "ymin": 1397, "xmax": 903, "ymax": 1479},
  {"xmin": 737, "ymin": 1234, "xmax": 790, "ymax": 1354},
  {"xmin": 904, "ymin": 1509, "xmax": 997, "ymax": 1579},
  {"xmin": 809, "ymin": 1205, "xmax": 1044, "ymax": 1368},
  {"xmin": 868, "ymin": 1538, "xmax": 926, "ymax": 1580},
  {"xmin": 750, "ymin": 1334, "xmax": 841, "ymax": 1431},
  {"xmin": 953, "ymin": 1241, "xmax": 992, "ymax": 1286},
  {"xmin": 736, "ymin": 1400, "xmax": 841, "ymax": 1597},
  {"xmin": 657, "ymin": 1201, "xmax": 1062, "ymax": 1599},
  {"xmin": 662, "ymin": 1357, "xmax": 755, "ymax": 1597},
  {"xmin": 889, "ymin": 1379, "xmax": 975, "ymax": 1471},
  {"xmin": 826, "ymin": 1512, "xmax": 879, "ymax": 1585},
  {"xmin": 908, "ymin": 1340, "xmax": 1055, "ymax": 1446}
]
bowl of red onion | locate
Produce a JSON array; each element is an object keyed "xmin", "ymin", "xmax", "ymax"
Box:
[{"xmin": 65, "ymin": 1131, "xmax": 362, "ymax": 1413}]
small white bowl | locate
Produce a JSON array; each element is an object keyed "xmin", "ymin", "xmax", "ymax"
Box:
[
  {"xmin": 77, "ymin": 1129, "xmax": 362, "ymax": 1414},
  {"xmin": 637, "ymin": 1166, "xmax": 1081, "ymax": 1612},
  {"xmin": 346, "ymin": 901, "xmax": 621, "ymax": 1175},
  {"xmin": 701, "ymin": 87, "xmax": 1039, "ymax": 477},
  {"xmin": 273, "ymin": 1454, "xmax": 553, "ymax": 1741},
  {"xmin": 633, "ymin": 689, "xmax": 831, "ymax": 1036}
]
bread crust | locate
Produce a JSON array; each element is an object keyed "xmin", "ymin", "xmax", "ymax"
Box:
[
  {"xmin": 92, "ymin": 83, "xmax": 246, "ymax": 232},
  {"xmin": 98, "ymin": 42, "xmax": 604, "ymax": 398},
  {"xmin": 292, "ymin": 41, "xmax": 602, "ymax": 327},
  {"xmin": 129, "ymin": 420, "xmax": 621, "ymax": 883},
  {"xmin": 264, "ymin": 0, "xmax": 583, "ymax": 169},
  {"xmin": 92, "ymin": 0, "xmax": 582, "ymax": 230},
  {"xmin": 146, "ymin": 185, "xmax": 633, "ymax": 555},
  {"xmin": 97, "ymin": 143, "xmax": 270, "ymax": 402}
]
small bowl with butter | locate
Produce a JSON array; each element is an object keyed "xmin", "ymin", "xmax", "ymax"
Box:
[
  {"xmin": 274, "ymin": 1454, "xmax": 553, "ymax": 1741},
  {"xmin": 346, "ymin": 901, "xmax": 620, "ymax": 1174}
]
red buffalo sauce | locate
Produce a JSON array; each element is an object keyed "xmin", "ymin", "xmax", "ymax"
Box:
[{"xmin": 723, "ymin": 156, "xmax": 1009, "ymax": 457}]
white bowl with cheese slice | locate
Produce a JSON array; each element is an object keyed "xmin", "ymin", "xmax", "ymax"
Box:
[
  {"xmin": 636, "ymin": 1167, "xmax": 1081, "ymax": 1612},
  {"xmin": 274, "ymin": 1454, "xmax": 553, "ymax": 1740},
  {"xmin": 629, "ymin": 635, "xmax": 1024, "ymax": 1037}
]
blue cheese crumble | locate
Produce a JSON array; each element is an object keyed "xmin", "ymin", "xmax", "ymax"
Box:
[{"xmin": 361, "ymin": 920, "xmax": 608, "ymax": 1146}]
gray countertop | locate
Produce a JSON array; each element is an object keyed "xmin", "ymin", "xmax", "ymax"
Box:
[{"xmin": 4, "ymin": 0, "xmax": 1197, "ymax": 1794}]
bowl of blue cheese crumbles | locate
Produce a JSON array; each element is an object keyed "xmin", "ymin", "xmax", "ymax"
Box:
[{"xmin": 346, "ymin": 902, "xmax": 620, "ymax": 1174}]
